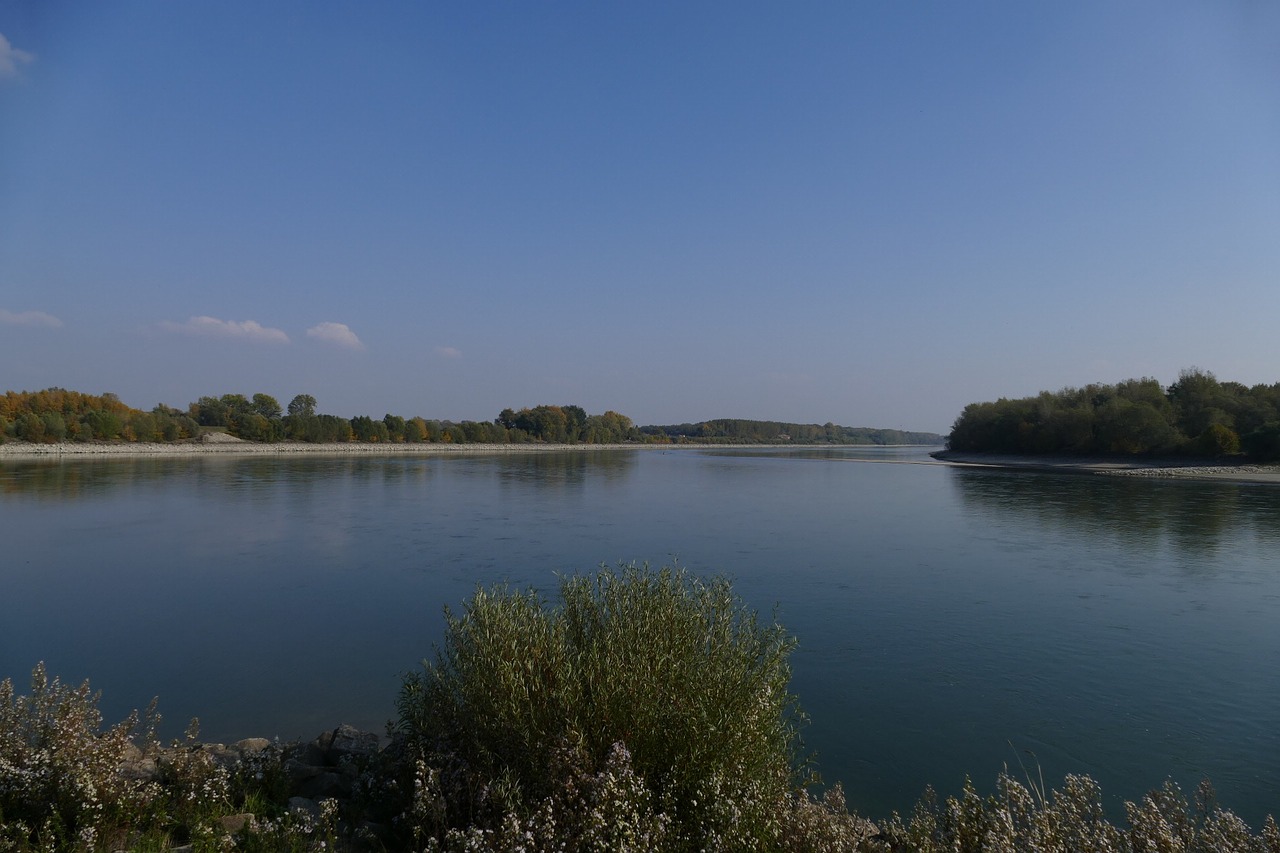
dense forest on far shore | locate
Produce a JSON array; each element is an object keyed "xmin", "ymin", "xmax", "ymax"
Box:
[
  {"xmin": 0, "ymin": 388, "xmax": 941, "ymax": 448},
  {"xmin": 642, "ymin": 419, "xmax": 943, "ymax": 445},
  {"xmin": 947, "ymin": 369, "xmax": 1280, "ymax": 461}
]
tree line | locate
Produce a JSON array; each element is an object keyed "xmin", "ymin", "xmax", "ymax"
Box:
[
  {"xmin": 642, "ymin": 419, "xmax": 944, "ymax": 445},
  {"xmin": 0, "ymin": 389, "xmax": 200, "ymax": 444},
  {"xmin": 0, "ymin": 390, "xmax": 649, "ymax": 446},
  {"xmin": 1, "ymin": 387, "xmax": 943, "ymax": 449},
  {"xmin": 946, "ymin": 369, "xmax": 1280, "ymax": 460}
]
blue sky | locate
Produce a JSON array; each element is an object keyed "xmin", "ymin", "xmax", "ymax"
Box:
[{"xmin": 1, "ymin": 2, "xmax": 1277, "ymax": 433}]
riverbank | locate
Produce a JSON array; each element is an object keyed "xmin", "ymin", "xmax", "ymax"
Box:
[
  {"xmin": 0, "ymin": 438, "xmax": 939, "ymax": 459},
  {"xmin": 931, "ymin": 449, "xmax": 1280, "ymax": 484},
  {"xmin": 0, "ymin": 436, "xmax": 686, "ymax": 458}
]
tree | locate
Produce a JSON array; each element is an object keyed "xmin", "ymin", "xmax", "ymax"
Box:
[
  {"xmin": 350, "ymin": 415, "xmax": 389, "ymax": 442},
  {"xmin": 383, "ymin": 414, "xmax": 407, "ymax": 443},
  {"xmin": 15, "ymin": 412, "xmax": 45, "ymax": 443},
  {"xmin": 1168, "ymin": 368, "xmax": 1228, "ymax": 438},
  {"xmin": 251, "ymin": 393, "xmax": 283, "ymax": 420},
  {"xmin": 561, "ymin": 404, "xmax": 587, "ymax": 443},
  {"xmin": 219, "ymin": 394, "xmax": 251, "ymax": 416},
  {"xmin": 40, "ymin": 412, "xmax": 67, "ymax": 442},
  {"xmin": 190, "ymin": 396, "xmax": 229, "ymax": 427},
  {"xmin": 287, "ymin": 394, "xmax": 317, "ymax": 418},
  {"xmin": 1192, "ymin": 423, "xmax": 1240, "ymax": 457},
  {"xmin": 404, "ymin": 417, "xmax": 428, "ymax": 443},
  {"xmin": 1242, "ymin": 422, "xmax": 1280, "ymax": 461}
]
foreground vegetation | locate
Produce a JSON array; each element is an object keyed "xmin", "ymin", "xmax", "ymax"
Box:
[
  {"xmin": 948, "ymin": 369, "xmax": 1280, "ymax": 460},
  {"xmin": 0, "ymin": 389, "xmax": 940, "ymax": 448},
  {"xmin": 3, "ymin": 566, "xmax": 1277, "ymax": 851}
]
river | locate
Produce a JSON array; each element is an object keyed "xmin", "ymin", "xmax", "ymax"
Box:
[{"xmin": 2, "ymin": 446, "xmax": 1276, "ymax": 823}]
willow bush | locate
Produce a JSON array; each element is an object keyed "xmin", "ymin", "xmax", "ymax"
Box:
[{"xmin": 396, "ymin": 562, "xmax": 819, "ymax": 849}]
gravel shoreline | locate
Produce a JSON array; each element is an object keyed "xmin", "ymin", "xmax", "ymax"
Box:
[
  {"xmin": 930, "ymin": 450, "xmax": 1280, "ymax": 484},
  {"xmin": 0, "ymin": 440, "xmax": 672, "ymax": 458},
  {"xmin": 5, "ymin": 443, "xmax": 1275, "ymax": 483}
]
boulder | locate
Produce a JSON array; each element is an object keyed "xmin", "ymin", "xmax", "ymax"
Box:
[
  {"xmin": 288, "ymin": 796, "xmax": 321, "ymax": 820},
  {"xmin": 218, "ymin": 813, "xmax": 256, "ymax": 834},
  {"xmin": 234, "ymin": 737, "xmax": 272, "ymax": 755},
  {"xmin": 326, "ymin": 725, "xmax": 380, "ymax": 763}
]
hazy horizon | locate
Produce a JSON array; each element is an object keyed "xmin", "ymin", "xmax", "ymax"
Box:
[{"xmin": 3, "ymin": 3, "xmax": 1277, "ymax": 434}]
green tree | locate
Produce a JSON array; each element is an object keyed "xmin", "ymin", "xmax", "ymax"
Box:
[
  {"xmin": 287, "ymin": 394, "xmax": 317, "ymax": 418},
  {"xmin": 383, "ymin": 414, "xmax": 407, "ymax": 443},
  {"xmin": 40, "ymin": 412, "xmax": 67, "ymax": 442},
  {"xmin": 251, "ymin": 393, "xmax": 282, "ymax": 420},
  {"xmin": 404, "ymin": 417, "xmax": 429, "ymax": 443},
  {"xmin": 15, "ymin": 412, "xmax": 45, "ymax": 443},
  {"xmin": 1242, "ymin": 422, "xmax": 1280, "ymax": 461},
  {"xmin": 1192, "ymin": 423, "xmax": 1241, "ymax": 457},
  {"xmin": 350, "ymin": 415, "xmax": 389, "ymax": 442},
  {"xmin": 1094, "ymin": 399, "xmax": 1179, "ymax": 454},
  {"xmin": 219, "ymin": 394, "xmax": 252, "ymax": 416},
  {"xmin": 190, "ymin": 396, "xmax": 229, "ymax": 427},
  {"xmin": 1168, "ymin": 368, "xmax": 1230, "ymax": 438},
  {"xmin": 562, "ymin": 404, "xmax": 587, "ymax": 443},
  {"xmin": 124, "ymin": 412, "xmax": 158, "ymax": 442}
]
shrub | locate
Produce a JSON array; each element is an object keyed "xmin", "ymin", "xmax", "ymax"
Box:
[
  {"xmin": 1242, "ymin": 422, "xmax": 1280, "ymax": 462},
  {"xmin": 396, "ymin": 563, "xmax": 812, "ymax": 849},
  {"xmin": 1190, "ymin": 423, "xmax": 1241, "ymax": 457},
  {"xmin": 0, "ymin": 663, "xmax": 160, "ymax": 849},
  {"xmin": 873, "ymin": 773, "xmax": 1280, "ymax": 853},
  {"xmin": 0, "ymin": 665, "xmax": 332, "ymax": 852}
]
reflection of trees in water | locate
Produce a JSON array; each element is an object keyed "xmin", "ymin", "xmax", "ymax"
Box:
[
  {"xmin": 949, "ymin": 469, "xmax": 1280, "ymax": 556},
  {"xmin": 0, "ymin": 458, "xmax": 196, "ymax": 502},
  {"xmin": 0, "ymin": 451, "xmax": 639, "ymax": 503},
  {"xmin": 494, "ymin": 450, "xmax": 636, "ymax": 490}
]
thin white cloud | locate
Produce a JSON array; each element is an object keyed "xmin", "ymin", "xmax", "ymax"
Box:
[
  {"xmin": 306, "ymin": 321, "xmax": 364, "ymax": 350},
  {"xmin": 0, "ymin": 33, "xmax": 34, "ymax": 79},
  {"xmin": 436, "ymin": 345, "xmax": 462, "ymax": 359},
  {"xmin": 159, "ymin": 315, "xmax": 290, "ymax": 344},
  {"xmin": 0, "ymin": 309, "xmax": 62, "ymax": 328}
]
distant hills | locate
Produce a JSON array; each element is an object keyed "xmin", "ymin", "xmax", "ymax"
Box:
[{"xmin": 642, "ymin": 419, "xmax": 944, "ymax": 446}]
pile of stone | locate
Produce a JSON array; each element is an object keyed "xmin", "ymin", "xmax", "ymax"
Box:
[{"xmin": 118, "ymin": 724, "xmax": 386, "ymax": 850}]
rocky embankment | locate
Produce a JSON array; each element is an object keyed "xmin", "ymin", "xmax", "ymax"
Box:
[
  {"xmin": 0, "ymin": 433, "xmax": 650, "ymax": 456},
  {"xmin": 122, "ymin": 725, "xmax": 387, "ymax": 850}
]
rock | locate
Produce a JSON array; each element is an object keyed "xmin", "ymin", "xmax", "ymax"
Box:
[
  {"xmin": 234, "ymin": 737, "xmax": 272, "ymax": 755},
  {"xmin": 295, "ymin": 770, "xmax": 351, "ymax": 799},
  {"xmin": 288, "ymin": 796, "xmax": 321, "ymax": 819},
  {"xmin": 118, "ymin": 755, "xmax": 160, "ymax": 783},
  {"xmin": 198, "ymin": 743, "xmax": 241, "ymax": 770},
  {"xmin": 284, "ymin": 756, "xmax": 327, "ymax": 785},
  {"xmin": 286, "ymin": 739, "xmax": 327, "ymax": 768},
  {"xmin": 326, "ymin": 725, "xmax": 380, "ymax": 763},
  {"xmin": 218, "ymin": 813, "xmax": 256, "ymax": 833}
]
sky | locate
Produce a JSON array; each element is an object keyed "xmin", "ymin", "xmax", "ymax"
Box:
[{"xmin": 1, "ymin": 2, "xmax": 1277, "ymax": 433}]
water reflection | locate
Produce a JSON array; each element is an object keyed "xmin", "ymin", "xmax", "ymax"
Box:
[
  {"xmin": 0, "ymin": 450, "xmax": 640, "ymax": 503},
  {"xmin": 949, "ymin": 469, "xmax": 1280, "ymax": 557},
  {"xmin": 4, "ymin": 450, "xmax": 1277, "ymax": 827}
]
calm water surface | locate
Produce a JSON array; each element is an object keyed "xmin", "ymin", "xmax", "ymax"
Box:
[{"xmin": 2, "ymin": 447, "xmax": 1277, "ymax": 823}]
